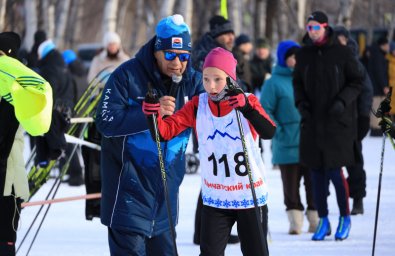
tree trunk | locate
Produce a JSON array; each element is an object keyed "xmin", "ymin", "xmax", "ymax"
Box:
[
  {"xmin": 297, "ymin": 0, "xmax": 307, "ymax": 29},
  {"xmin": 337, "ymin": 0, "xmax": 356, "ymax": 28},
  {"xmin": 103, "ymin": 0, "xmax": 119, "ymax": 33},
  {"xmin": 129, "ymin": 0, "xmax": 143, "ymax": 52},
  {"xmin": 23, "ymin": 0, "xmax": 37, "ymax": 50},
  {"xmin": 145, "ymin": 0, "xmax": 156, "ymax": 41},
  {"xmin": 228, "ymin": 0, "xmax": 242, "ymax": 36},
  {"xmin": 47, "ymin": 3, "xmax": 55, "ymax": 39},
  {"xmin": 367, "ymin": 0, "xmax": 374, "ymax": 44},
  {"xmin": 254, "ymin": 0, "xmax": 266, "ymax": 40},
  {"xmin": 266, "ymin": 0, "xmax": 278, "ymax": 44},
  {"xmin": 0, "ymin": 0, "xmax": 6, "ymax": 31},
  {"xmin": 277, "ymin": 0, "xmax": 288, "ymax": 44},
  {"xmin": 159, "ymin": 0, "xmax": 176, "ymax": 19},
  {"xmin": 178, "ymin": 0, "xmax": 193, "ymax": 28},
  {"xmin": 54, "ymin": 0, "xmax": 71, "ymax": 49}
]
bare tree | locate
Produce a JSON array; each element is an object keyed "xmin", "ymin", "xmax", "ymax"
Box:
[
  {"xmin": 54, "ymin": 0, "xmax": 71, "ymax": 49},
  {"xmin": 0, "ymin": 0, "xmax": 6, "ymax": 31},
  {"xmin": 159, "ymin": 0, "xmax": 176, "ymax": 19},
  {"xmin": 117, "ymin": 0, "xmax": 131, "ymax": 38},
  {"xmin": 253, "ymin": 0, "xmax": 266, "ymax": 40},
  {"xmin": 177, "ymin": 0, "xmax": 193, "ymax": 28},
  {"xmin": 63, "ymin": 0, "xmax": 84, "ymax": 48},
  {"xmin": 128, "ymin": 0, "xmax": 144, "ymax": 53},
  {"xmin": 277, "ymin": 0, "xmax": 288, "ymax": 43},
  {"xmin": 23, "ymin": 0, "xmax": 37, "ymax": 50},
  {"xmin": 228, "ymin": 0, "xmax": 243, "ymax": 36},
  {"xmin": 44, "ymin": 1, "xmax": 56, "ymax": 40},
  {"xmin": 266, "ymin": 0, "xmax": 279, "ymax": 44},
  {"xmin": 103, "ymin": 0, "xmax": 119, "ymax": 33},
  {"xmin": 145, "ymin": 0, "xmax": 157, "ymax": 41},
  {"xmin": 336, "ymin": 0, "xmax": 355, "ymax": 27},
  {"xmin": 297, "ymin": 0, "xmax": 307, "ymax": 29},
  {"xmin": 192, "ymin": 0, "xmax": 218, "ymax": 42}
]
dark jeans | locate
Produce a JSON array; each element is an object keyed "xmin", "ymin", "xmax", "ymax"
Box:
[
  {"xmin": 279, "ymin": 163, "xmax": 315, "ymax": 211},
  {"xmin": 0, "ymin": 196, "xmax": 22, "ymax": 256},
  {"xmin": 346, "ymin": 140, "xmax": 366, "ymax": 199},
  {"xmin": 200, "ymin": 205, "xmax": 269, "ymax": 256},
  {"xmin": 108, "ymin": 227, "xmax": 175, "ymax": 256},
  {"xmin": 311, "ymin": 168, "xmax": 350, "ymax": 217}
]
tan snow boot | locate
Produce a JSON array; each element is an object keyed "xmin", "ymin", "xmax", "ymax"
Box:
[
  {"xmin": 287, "ymin": 210, "xmax": 304, "ymax": 235},
  {"xmin": 306, "ymin": 210, "xmax": 319, "ymax": 233}
]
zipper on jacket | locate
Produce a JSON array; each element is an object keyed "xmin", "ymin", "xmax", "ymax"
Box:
[
  {"xmin": 149, "ymin": 220, "xmax": 155, "ymax": 238},
  {"xmin": 216, "ymin": 101, "xmax": 221, "ymax": 117}
]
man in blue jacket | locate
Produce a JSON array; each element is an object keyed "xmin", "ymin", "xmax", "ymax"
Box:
[{"xmin": 95, "ymin": 14, "xmax": 203, "ymax": 255}]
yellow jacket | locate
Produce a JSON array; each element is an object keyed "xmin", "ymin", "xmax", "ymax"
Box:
[{"xmin": 0, "ymin": 52, "xmax": 52, "ymax": 135}]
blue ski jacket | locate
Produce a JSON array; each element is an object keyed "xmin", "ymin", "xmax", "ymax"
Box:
[{"xmin": 95, "ymin": 37, "xmax": 203, "ymax": 237}]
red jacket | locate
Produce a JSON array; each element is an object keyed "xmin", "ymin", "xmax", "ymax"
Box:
[{"xmin": 157, "ymin": 93, "xmax": 276, "ymax": 142}]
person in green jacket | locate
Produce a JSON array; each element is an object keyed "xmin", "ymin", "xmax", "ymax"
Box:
[
  {"xmin": 260, "ymin": 40, "xmax": 318, "ymax": 235},
  {"xmin": 0, "ymin": 31, "xmax": 52, "ymax": 256}
]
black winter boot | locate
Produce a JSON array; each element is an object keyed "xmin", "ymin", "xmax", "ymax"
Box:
[{"xmin": 351, "ymin": 198, "xmax": 364, "ymax": 215}]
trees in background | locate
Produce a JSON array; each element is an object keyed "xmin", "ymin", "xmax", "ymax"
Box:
[{"xmin": 0, "ymin": 0, "xmax": 394, "ymax": 55}]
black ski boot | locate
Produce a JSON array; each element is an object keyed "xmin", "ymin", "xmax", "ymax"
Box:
[{"xmin": 351, "ymin": 198, "xmax": 364, "ymax": 215}]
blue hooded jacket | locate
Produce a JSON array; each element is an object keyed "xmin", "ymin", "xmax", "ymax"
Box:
[
  {"xmin": 260, "ymin": 40, "xmax": 301, "ymax": 164},
  {"xmin": 95, "ymin": 37, "xmax": 203, "ymax": 237}
]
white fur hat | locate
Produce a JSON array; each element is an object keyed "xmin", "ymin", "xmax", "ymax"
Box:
[{"xmin": 103, "ymin": 31, "xmax": 121, "ymax": 47}]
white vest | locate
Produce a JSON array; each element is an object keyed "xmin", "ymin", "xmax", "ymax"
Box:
[{"xmin": 196, "ymin": 93, "xmax": 268, "ymax": 209}]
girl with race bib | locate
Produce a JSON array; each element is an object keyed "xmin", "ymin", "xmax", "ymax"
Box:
[{"xmin": 143, "ymin": 47, "xmax": 276, "ymax": 256}]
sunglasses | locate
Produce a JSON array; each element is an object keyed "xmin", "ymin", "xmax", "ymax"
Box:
[
  {"xmin": 164, "ymin": 51, "xmax": 191, "ymax": 62},
  {"xmin": 306, "ymin": 23, "xmax": 327, "ymax": 32}
]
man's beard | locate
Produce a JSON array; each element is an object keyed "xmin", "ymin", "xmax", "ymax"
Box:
[{"xmin": 107, "ymin": 50, "xmax": 119, "ymax": 59}]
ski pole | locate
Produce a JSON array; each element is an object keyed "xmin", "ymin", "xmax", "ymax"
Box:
[
  {"xmin": 227, "ymin": 77, "xmax": 268, "ymax": 255},
  {"xmin": 372, "ymin": 131, "xmax": 387, "ymax": 256},
  {"xmin": 147, "ymin": 83, "xmax": 178, "ymax": 256},
  {"xmin": 24, "ymin": 123, "xmax": 88, "ymax": 256}
]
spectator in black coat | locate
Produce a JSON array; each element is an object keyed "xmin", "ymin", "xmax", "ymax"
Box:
[
  {"xmin": 334, "ymin": 25, "xmax": 373, "ymax": 215},
  {"xmin": 63, "ymin": 49, "xmax": 89, "ymax": 105},
  {"xmin": 293, "ymin": 11, "xmax": 363, "ymax": 241},
  {"xmin": 250, "ymin": 38, "xmax": 273, "ymax": 94},
  {"xmin": 27, "ymin": 30, "xmax": 47, "ymax": 71},
  {"xmin": 192, "ymin": 15, "xmax": 235, "ymax": 71},
  {"xmin": 365, "ymin": 37, "xmax": 390, "ymax": 136},
  {"xmin": 233, "ymin": 34, "xmax": 253, "ymax": 92},
  {"xmin": 35, "ymin": 40, "xmax": 77, "ymax": 182}
]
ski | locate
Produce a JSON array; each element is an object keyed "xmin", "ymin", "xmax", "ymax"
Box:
[{"xmin": 27, "ymin": 68, "xmax": 111, "ymax": 199}]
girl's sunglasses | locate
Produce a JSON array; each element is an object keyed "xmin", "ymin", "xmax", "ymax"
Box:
[
  {"xmin": 164, "ymin": 51, "xmax": 191, "ymax": 62},
  {"xmin": 306, "ymin": 23, "xmax": 327, "ymax": 32}
]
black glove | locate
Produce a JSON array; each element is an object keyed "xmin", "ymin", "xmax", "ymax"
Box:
[
  {"xmin": 142, "ymin": 90, "xmax": 160, "ymax": 115},
  {"xmin": 297, "ymin": 101, "xmax": 311, "ymax": 120},
  {"xmin": 357, "ymin": 115, "xmax": 370, "ymax": 140},
  {"xmin": 379, "ymin": 117, "xmax": 395, "ymax": 138},
  {"xmin": 376, "ymin": 98, "xmax": 391, "ymax": 117},
  {"xmin": 328, "ymin": 99, "xmax": 345, "ymax": 117}
]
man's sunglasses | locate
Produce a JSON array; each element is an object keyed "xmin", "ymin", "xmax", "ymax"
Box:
[
  {"xmin": 306, "ymin": 23, "xmax": 327, "ymax": 32},
  {"xmin": 164, "ymin": 51, "xmax": 191, "ymax": 62}
]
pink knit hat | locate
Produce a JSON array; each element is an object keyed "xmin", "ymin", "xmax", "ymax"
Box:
[{"xmin": 203, "ymin": 47, "xmax": 237, "ymax": 80}]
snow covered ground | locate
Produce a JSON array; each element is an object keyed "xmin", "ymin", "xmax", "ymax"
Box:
[{"xmin": 17, "ymin": 135, "xmax": 395, "ymax": 256}]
